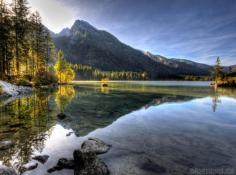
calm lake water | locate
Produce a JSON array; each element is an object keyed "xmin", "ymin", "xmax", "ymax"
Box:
[{"xmin": 0, "ymin": 81, "xmax": 236, "ymax": 175}]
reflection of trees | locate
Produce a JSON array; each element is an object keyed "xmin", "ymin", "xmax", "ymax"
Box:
[
  {"xmin": 100, "ymin": 86, "xmax": 109, "ymax": 94},
  {"xmin": 211, "ymin": 89, "xmax": 221, "ymax": 112},
  {"xmin": 210, "ymin": 87, "xmax": 236, "ymax": 112},
  {"xmin": 0, "ymin": 92, "xmax": 55, "ymax": 171},
  {"xmin": 216, "ymin": 88, "xmax": 236, "ymax": 98},
  {"xmin": 55, "ymin": 86, "xmax": 76, "ymax": 112}
]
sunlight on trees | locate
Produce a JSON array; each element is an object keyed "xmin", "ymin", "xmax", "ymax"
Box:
[
  {"xmin": 73, "ymin": 64, "xmax": 148, "ymax": 80},
  {"xmin": 0, "ymin": 0, "xmax": 55, "ymax": 85},
  {"xmin": 54, "ymin": 50, "xmax": 75, "ymax": 84}
]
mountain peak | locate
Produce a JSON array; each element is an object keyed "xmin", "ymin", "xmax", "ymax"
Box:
[
  {"xmin": 53, "ymin": 19, "xmax": 214, "ymax": 77},
  {"xmin": 72, "ymin": 20, "xmax": 97, "ymax": 32},
  {"xmin": 58, "ymin": 27, "xmax": 70, "ymax": 37}
]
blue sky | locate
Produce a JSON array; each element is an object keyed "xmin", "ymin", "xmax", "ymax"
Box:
[{"xmin": 28, "ymin": 0, "xmax": 236, "ymax": 65}]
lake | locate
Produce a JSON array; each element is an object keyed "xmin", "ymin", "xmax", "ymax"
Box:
[{"xmin": 0, "ymin": 81, "xmax": 236, "ymax": 175}]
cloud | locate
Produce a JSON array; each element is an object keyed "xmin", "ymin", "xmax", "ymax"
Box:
[{"xmin": 28, "ymin": 0, "xmax": 77, "ymax": 33}]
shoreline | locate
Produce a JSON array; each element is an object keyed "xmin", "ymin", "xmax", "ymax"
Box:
[{"xmin": 0, "ymin": 80, "xmax": 32, "ymax": 97}]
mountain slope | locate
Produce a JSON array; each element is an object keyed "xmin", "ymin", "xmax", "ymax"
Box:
[
  {"xmin": 144, "ymin": 52, "xmax": 213, "ymax": 76},
  {"xmin": 52, "ymin": 20, "xmax": 213, "ymax": 79},
  {"xmin": 223, "ymin": 65, "xmax": 236, "ymax": 72}
]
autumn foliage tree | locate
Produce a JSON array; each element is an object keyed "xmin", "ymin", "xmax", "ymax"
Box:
[{"xmin": 54, "ymin": 50, "xmax": 75, "ymax": 84}]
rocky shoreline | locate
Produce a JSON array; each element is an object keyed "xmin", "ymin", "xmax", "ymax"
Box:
[
  {"xmin": 0, "ymin": 80, "xmax": 32, "ymax": 97},
  {"xmin": 0, "ymin": 137, "xmax": 111, "ymax": 175}
]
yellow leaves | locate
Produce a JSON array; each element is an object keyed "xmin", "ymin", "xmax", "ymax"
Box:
[
  {"xmin": 55, "ymin": 86, "xmax": 76, "ymax": 112},
  {"xmin": 54, "ymin": 50, "xmax": 75, "ymax": 83},
  {"xmin": 54, "ymin": 64, "xmax": 75, "ymax": 83}
]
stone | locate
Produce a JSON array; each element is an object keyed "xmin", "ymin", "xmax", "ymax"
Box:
[
  {"xmin": 21, "ymin": 162, "xmax": 38, "ymax": 172},
  {"xmin": 47, "ymin": 166, "xmax": 63, "ymax": 173},
  {"xmin": 57, "ymin": 113, "xmax": 67, "ymax": 120},
  {"xmin": 81, "ymin": 138, "xmax": 111, "ymax": 154},
  {"xmin": 57, "ymin": 158, "xmax": 74, "ymax": 169},
  {"xmin": 47, "ymin": 158, "xmax": 74, "ymax": 173},
  {"xmin": 0, "ymin": 165, "xmax": 18, "ymax": 175},
  {"xmin": 47, "ymin": 138, "xmax": 111, "ymax": 174},
  {"xmin": 32, "ymin": 155, "xmax": 49, "ymax": 164},
  {"xmin": 0, "ymin": 141, "xmax": 15, "ymax": 150},
  {"xmin": 73, "ymin": 150, "xmax": 109, "ymax": 175}
]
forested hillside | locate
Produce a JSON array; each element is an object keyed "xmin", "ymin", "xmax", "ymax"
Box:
[
  {"xmin": 53, "ymin": 20, "xmax": 177, "ymax": 79},
  {"xmin": 0, "ymin": 0, "xmax": 55, "ymax": 83}
]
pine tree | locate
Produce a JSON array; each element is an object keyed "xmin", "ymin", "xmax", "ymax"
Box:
[
  {"xmin": 0, "ymin": 0, "xmax": 57, "ymax": 85},
  {"xmin": 214, "ymin": 57, "xmax": 222, "ymax": 85},
  {"xmin": 12, "ymin": 0, "xmax": 29, "ymax": 76},
  {"xmin": 28, "ymin": 11, "xmax": 54, "ymax": 75},
  {"xmin": 0, "ymin": 0, "xmax": 13, "ymax": 79}
]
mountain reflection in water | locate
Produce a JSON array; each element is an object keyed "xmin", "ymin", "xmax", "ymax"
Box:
[{"xmin": 0, "ymin": 82, "xmax": 235, "ymax": 174}]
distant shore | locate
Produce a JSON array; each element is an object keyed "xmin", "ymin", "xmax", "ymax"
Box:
[{"xmin": 71, "ymin": 80, "xmax": 211, "ymax": 87}]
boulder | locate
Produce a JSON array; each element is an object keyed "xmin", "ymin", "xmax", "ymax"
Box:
[
  {"xmin": 0, "ymin": 165, "xmax": 17, "ymax": 175},
  {"xmin": 47, "ymin": 138, "xmax": 111, "ymax": 174},
  {"xmin": 0, "ymin": 141, "xmax": 15, "ymax": 150},
  {"xmin": 81, "ymin": 138, "xmax": 111, "ymax": 154},
  {"xmin": 32, "ymin": 155, "xmax": 49, "ymax": 164},
  {"xmin": 73, "ymin": 150, "xmax": 109, "ymax": 175}
]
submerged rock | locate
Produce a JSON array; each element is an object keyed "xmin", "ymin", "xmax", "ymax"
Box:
[
  {"xmin": 48, "ymin": 138, "xmax": 111, "ymax": 174},
  {"xmin": 32, "ymin": 155, "xmax": 49, "ymax": 164},
  {"xmin": 57, "ymin": 113, "xmax": 67, "ymax": 120},
  {"xmin": 81, "ymin": 138, "xmax": 111, "ymax": 154},
  {"xmin": 21, "ymin": 162, "xmax": 38, "ymax": 172},
  {"xmin": 47, "ymin": 166, "xmax": 63, "ymax": 173},
  {"xmin": 74, "ymin": 150, "xmax": 109, "ymax": 175},
  {"xmin": 0, "ymin": 140, "xmax": 15, "ymax": 150},
  {"xmin": 47, "ymin": 158, "xmax": 74, "ymax": 173},
  {"xmin": 66, "ymin": 132, "xmax": 74, "ymax": 137},
  {"xmin": 0, "ymin": 165, "xmax": 17, "ymax": 175},
  {"xmin": 57, "ymin": 158, "xmax": 74, "ymax": 169}
]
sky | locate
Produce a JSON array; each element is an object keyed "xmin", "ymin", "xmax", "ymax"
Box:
[{"xmin": 25, "ymin": 0, "xmax": 236, "ymax": 66}]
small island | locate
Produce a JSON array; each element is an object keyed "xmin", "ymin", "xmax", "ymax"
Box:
[{"xmin": 211, "ymin": 57, "xmax": 236, "ymax": 88}]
